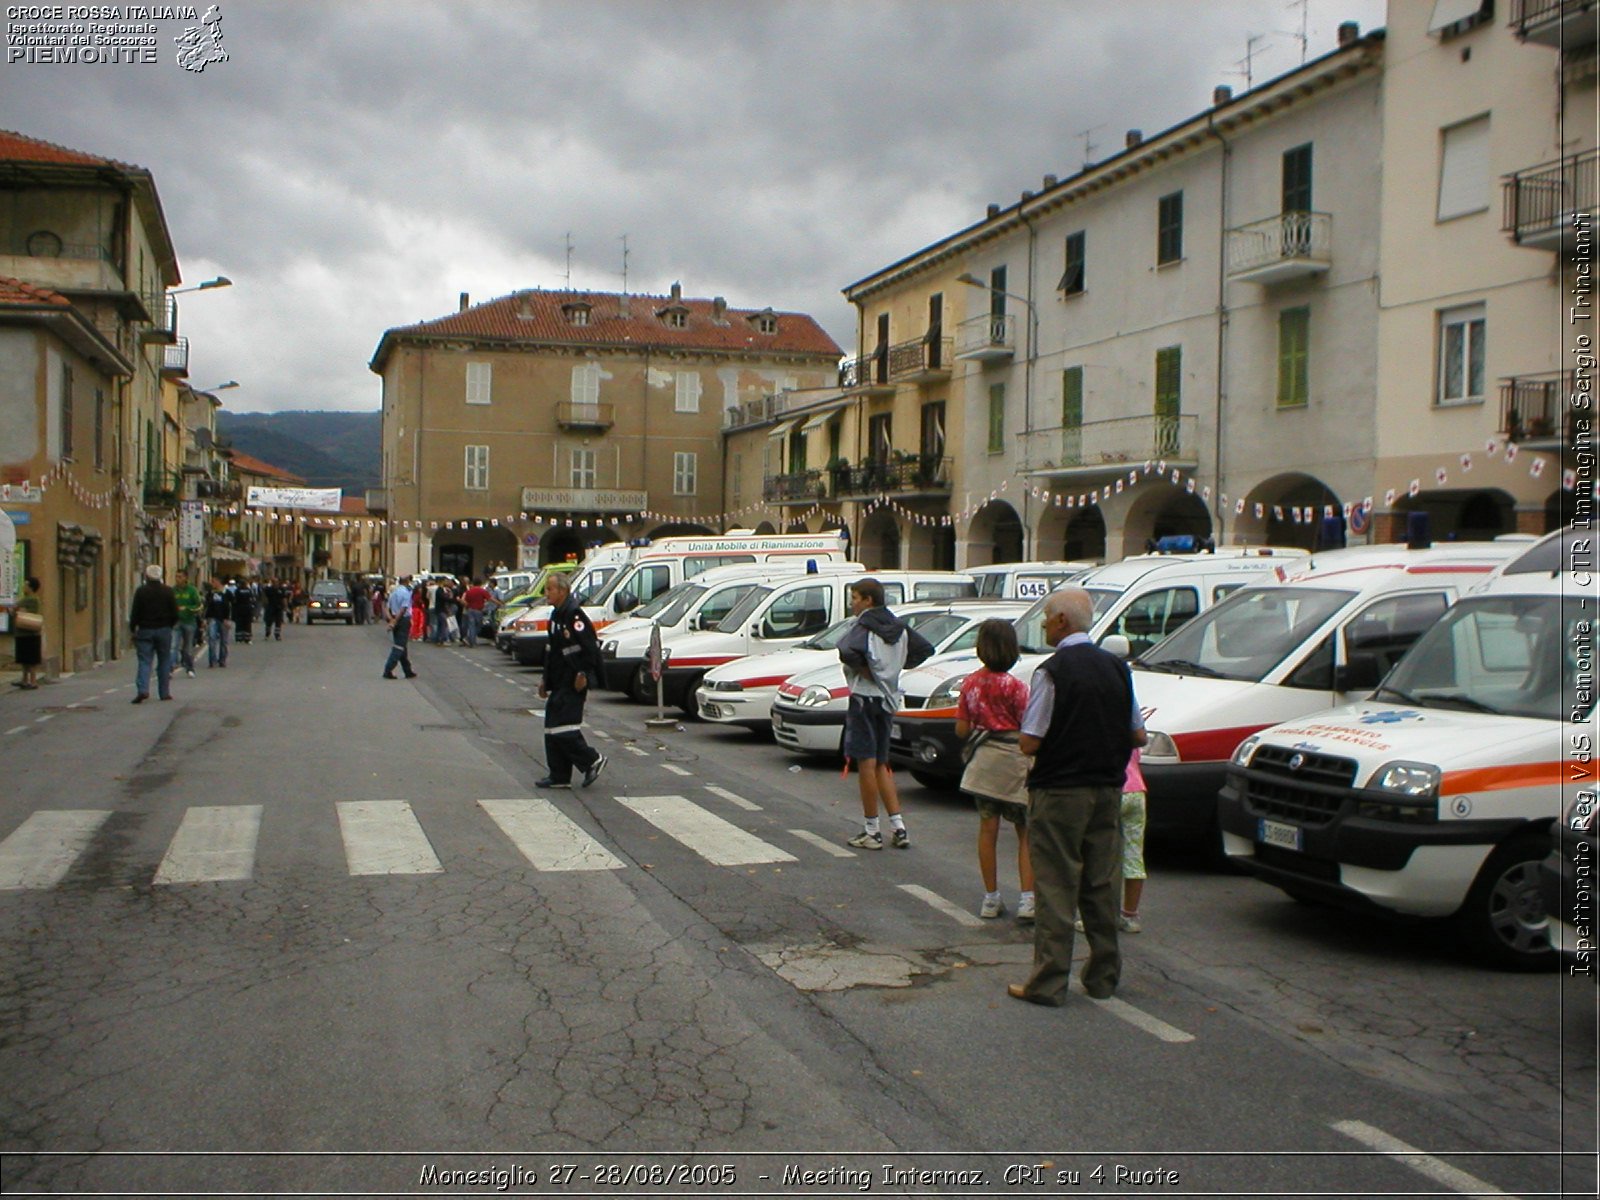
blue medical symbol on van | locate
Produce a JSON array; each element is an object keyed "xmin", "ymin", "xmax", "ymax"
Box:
[{"xmin": 1359, "ymin": 709, "xmax": 1421, "ymax": 725}]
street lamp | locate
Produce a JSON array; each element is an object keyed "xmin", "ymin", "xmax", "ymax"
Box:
[
  {"xmin": 169, "ymin": 276, "xmax": 232, "ymax": 295},
  {"xmin": 957, "ymin": 273, "xmax": 1040, "ymax": 558},
  {"xmin": 200, "ymin": 381, "xmax": 239, "ymax": 393}
]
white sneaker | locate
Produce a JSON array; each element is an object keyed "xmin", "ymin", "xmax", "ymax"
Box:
[
  {"xmin": 846, "ymin": 830, "xmax": 883, "ymax": 850},
  {"xmin": 1016, "ymin": 893, "xmax": 1036, "ymax": 922},
  {"xmin": 979, "ymin": 894, "xmax": 1005, "ymax": 919},
  {"xmin": 186, "ymin": 669, "xmax": 196, "ymax": 678},
  {"xmin": 1072, "ymin": 915, "xmax": 1085, "ymax": 933},
  {"xmin": 1118, "ymin": 912, "xmax": 1142, "ymax": 934}
]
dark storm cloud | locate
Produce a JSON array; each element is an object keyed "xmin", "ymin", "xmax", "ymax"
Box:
[{"xmin": 4, "ymin": 0, "xmax": 1385, "ymax": 411}]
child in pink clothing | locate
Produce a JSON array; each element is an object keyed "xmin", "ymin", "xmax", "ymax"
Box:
[{"xmin": 1119, "ymin": 748, "xmax": 1148, "ymax": 932}]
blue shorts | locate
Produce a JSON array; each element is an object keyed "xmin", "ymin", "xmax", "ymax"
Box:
[{"xmin": 842, "ymin": 694, "xmax": 893, "ymax": 763}]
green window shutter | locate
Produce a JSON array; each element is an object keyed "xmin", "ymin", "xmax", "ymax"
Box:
[
  {"xmin": 1154, "ymin": 347, "xmax": 1181, "ymax": 456},
  {"xmin": 988, "ymin": 383, "xmax": 1005, "ymax": 453},
  {"xmin": 1277, "ymin": 307, "xmax": 1310, "ymax": 407},
  {"xmin": 1061, "ymin": 367, "xmax": 1084, "ymax": 465}
]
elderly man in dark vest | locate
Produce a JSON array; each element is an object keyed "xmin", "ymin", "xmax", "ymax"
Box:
[{"xmin": 1010, "ymin": 586, "xmax": 1146, "ymax": 1006}]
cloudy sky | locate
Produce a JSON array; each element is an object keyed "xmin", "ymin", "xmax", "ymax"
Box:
[{"xmin": 8, "ymin": 0, "xmax": 1387, "ymax": 414}]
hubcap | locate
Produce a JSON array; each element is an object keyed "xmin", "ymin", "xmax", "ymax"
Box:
[{"xmin": 1487, "ymin": 860, "xmax": 1550, "ymax": 956}]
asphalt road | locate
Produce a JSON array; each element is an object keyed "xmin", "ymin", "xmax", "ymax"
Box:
[{"xmin": 0, "ymin": 623, "xmax": 1594, "ymax": 1197}]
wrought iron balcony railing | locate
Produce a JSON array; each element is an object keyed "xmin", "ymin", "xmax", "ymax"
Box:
[
  {"xmin": 1500, "ymin": 371, "xmax": 1584, "ymax": 444},
  {"xmin": 162, "ymin": 336, "xmax": 189, "ymax": 377},
  {"xmin": 1225, "ymin": 211, "xmax": 1333, "ymax": 284},
  {"xmin": 1502, "ymin": 148, "xmax": 1599, "ymax": 254},
  {"xmin": 839, "ymin": 351, "xmax": 892, "ymax": 390},
  {"xmin": 1509, "ymin": 0, "xmax": 1598, "ymax": 48},
  {"xmin": 830, "ymin": 456, "xmax": 952, "ymax": 497},
  {"xmin": 762, "ymin": 470, "xmax": 827, "ymax": 503},
  {"xmin": 140, "ymin": 292, "xmax": 178, "ymax": 343},
  {"xmin": 886, "ymin": 336, "xmax": 953, "ymax": 383},
  {"xmin": 142, "ymin": 467, "xmax": 185, "ymax": 508}
]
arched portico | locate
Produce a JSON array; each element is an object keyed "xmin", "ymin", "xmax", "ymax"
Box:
[
  {"xmin": 1394, "ymin": 488, "xmax": 1514, "ymax": 542},
  {"xmin": 1121, "ymin": 488, "xmax": 1212, "ymax": 558},
  {"xmin": 966, "ymin": 500, "xmax": 1024, "ymax": 566},
  {"xmin": 1237, "ymin": 473, "xmax": 1343, "ymax": 549},
  {"xmin": 859, "ymin": 507, "xmax": 902, "ymax": 569}
]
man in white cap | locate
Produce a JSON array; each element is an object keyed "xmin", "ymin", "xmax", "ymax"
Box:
[{"xmin": 129, "ymin": 563, "xmax": 179, "ymax": 703}]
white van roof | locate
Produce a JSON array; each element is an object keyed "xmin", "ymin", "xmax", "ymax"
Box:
[
  {"xmin": 1079, "ymin": 547, "xmax": 1303, "ymax": 590},
  {"xmin": 1281, "ymin": 540, "xmax": 1524, "ymax": 585},
  {"xmin": 966, "ymin": 560, "xmax": 1096, "ymax": 575},
  {"xmin": 626, "ymin": 531, "xmax": 848, "ymax": 561}
]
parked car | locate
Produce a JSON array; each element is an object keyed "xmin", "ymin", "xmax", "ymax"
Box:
[
  {"xmin": 1220, "ymin": 530, "xmax": 1588, "ymax": 969},
  {"xmin": 306, "ymin": 580, "xmax": 355, "ymax": 625}
]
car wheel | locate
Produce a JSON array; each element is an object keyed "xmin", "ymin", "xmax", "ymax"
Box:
[
  {"xmin": 345, "ymin": 617, "xmax": 354, "ymax": 625},
  {"xmin": 677, "ymin": 674, "xmax": 704, "ymax": 717},
  {"xmin": 1456, "ymin": 832, "xmax": 1557, "ymax": 971},
  {"xmin": 629, "ymin": 664, "xmax": 655, "ymax": 704}
]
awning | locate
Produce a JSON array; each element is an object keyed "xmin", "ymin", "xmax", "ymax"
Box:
[
  {"xmin": 1429, "ymin": 0, "xmax": 1486, "ymax": 34},
  {"xmin": 210, "ymin": 546, "xmax": 250, "ymax": 562},
  {"xmin": 800, "ymin": 411, "xmax": 836, "ymax": 434},
  {"xmin": 767, "ymin": 418, "xmax": 801, "ymax": 440}
]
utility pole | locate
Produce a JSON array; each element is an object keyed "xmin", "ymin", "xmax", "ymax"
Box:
[
  {"xmin": 563, "ymin": 232, "xmax": 574, "ymax": 288},
  {"xmin": 619, "ymin": 233, "xmax": 630, "ymax": 296}
]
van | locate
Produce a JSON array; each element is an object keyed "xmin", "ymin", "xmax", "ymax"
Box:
[
  {"xmin": 966, "ymin": 560, "xmax": 1097, "ymax": 600},
  {"xmin": 495, "ymin": 549, "xmax": 625, "ymax": 650},
  {"xmin": 889, "ymin": 548, "xmax": 1306, "ymax": 787},
  {"xmin": 1133, "ymin": 540, "xmax": 1527, "ymax": 844},
  {"xmin": 599, "ymin": 561, "xmax": 864, "ymax": 697},
  {"xmin": 508, "ymin": 531, "xmax": 852, "ymax": 666},
  {"xmin": 1218, "ymin": 529, "xmax": 1592, "ymax": 969},
  {"xmin": 651, "ymin": 569, "xmax": 976, "ymax": 713}
]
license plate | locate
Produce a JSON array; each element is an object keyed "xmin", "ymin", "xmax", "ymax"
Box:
[{"xmin": 1258, "ymin": 819, "xmax": 1302, "ymax": 851}]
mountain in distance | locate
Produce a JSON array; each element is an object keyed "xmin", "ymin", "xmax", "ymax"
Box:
[{"xmin": 216, "ymin": 410, "xmax": 381, "ymax": 495}]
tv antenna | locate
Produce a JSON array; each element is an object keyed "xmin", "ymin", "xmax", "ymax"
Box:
[
  {"xmin": 1229, "ymin": 32, "xmax": 1268, "ymax": 91},
  {"xmin": 619, "ymin": 233, "xmax": 629, "ymax": 295},
  {"xmin": 563, "ymin": 232, "xmax": 574, "ymax": 289},
  {"xmin": 1075, "ymin": 123, "xmax": 1106, "ymax": 169},
  {"xmin": 1278, "ymin": 0, "xmax": 1310, "ymax": 65}
]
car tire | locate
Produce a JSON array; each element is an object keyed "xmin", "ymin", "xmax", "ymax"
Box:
[
  {"xmin": 629, "ymin": 664, "xmax": 655, "ymax": 704},
  {"xmin": 345, "ymin": 617, "xmax": 353, "ymax": 625},
  {"xmin": 1456, "ymin": 831, "xmax": 1557, "ymax": 971},
  {"xmin": 677, "ymin": 674, "xmax": 704, "ymax": 718}
]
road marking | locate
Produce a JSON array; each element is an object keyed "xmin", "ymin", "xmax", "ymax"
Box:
[
  {"xmin": 623, "ymin": 744, "xmax": 649, "ymax": 757},
  {"xmin": 1331, "ymin": 1120, "xmax": 1521, "ymax": 1198},
  {"xmin": 34, "ymin": 714, "xmax": 53, "ymax": 723},
  {"xmin": 787, "ymin": 829, "xmax": 853, "ymax": 858},
  {"xmin": 1094, "ymin": 995, "xmax": 1195, "ymax": 1044},
  {"xmin": 154, "ymin": 805, "xmax": 262, "ymax": 884},
  {"xmin": 897, "ymin": 883, "xmax": 984, "ymax": 927},
  {"xmin": 592, "ymin": 729, "xmax": 612, "ymax": 740},
  {"xmin": 479, "ymin": 798, "xmax": 624, "ymax": 871},
  {"xmin": 615, "ymin": 795, "xmax": 797, "ymax": 866},
  {"xmin": 0, "ymin": 810, "xmax": 111, "ymax": 890},
  {"xmin": 4, "ymin": 725, "xmax": 26, "ymax": 736},
  {"xmin": 705, "ymin": 785, "xmax": 760, "ymax": 811},
  {"xmin": 661, "ymin": 763, "xmax": 692, "ymax": 776},
  {"xmin": 336, "ymin": 800, "xmax": 443, "ymax": 876}
]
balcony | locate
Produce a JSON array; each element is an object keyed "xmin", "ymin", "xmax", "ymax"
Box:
[
  {"xmin": 762, "ymin": 469, "xmax": 827, "ymax": 504},
  {"xmin": 954, "ymin": 313, "xmax": 1016, "ymax": 362},
  {"xmin": 195, "ymin": 477, "xmax": 242, "ymax": 501},
  {"xmin": 1020, "ymin": 414, "xmax": 1200, "ymax": 477},
  {"xmin": 556, "ymin": 401, "xmax": 615, "ymax": 431},
  {"xmin": 1500, "ymin": 371, "xmax": 1588, "ymax": 449},
  {"xmin": 886, "ymin": 336, "xmax": 953, "ymax": 384},
  {"xmin": 162, "ymin": 336, "xmax": 189, "ymax": 377},
  {"xmin": 838, "ymin": 352, "xmax": 895, "ymax": 395},
  {"xmin": 142, "ymin": 467, "xmax": 185, "ymax": 510},
  {"xmin": 140, "ymin": 293, "xmax": 177, "ymax": 344},
  {"xmin": 1502, "ymin": 149, "xmax": 1598, "ymax": 254},
  {"xmin": 1225, "ymin": 211, "xmax": 1332, "ymax": 284},
  {"xmin": 1510, "ymin": 0, "xmax": 1598, "ymax": 47},
  {"xmin": 831, "ymin": 455, "xmax": 953, "ymax": 498}
]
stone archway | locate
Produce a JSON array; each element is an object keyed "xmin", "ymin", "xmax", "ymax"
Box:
[
  {"xmin": 1120, "ymin": 487, "xmax": 1213, "ymax": 558},
  {"xmin": 1545, "ymin": 487, "xmax": 1577, "ymax": 532},
  {"xmin": 1394, "ymin": 488, "xmax": 1514, "ymax": 543},
  {"xmin": 1239, "ymin": 473, "xmax": 1343, "ymax": 549},
  {"xmin": 1063, "ymin": 505, "xmax": 1107, "ymax": 562},
  {"xmin": 859, "ymin": 508, "xmax": 902, "ymax": 569},
  {"xmin": 967, "ymin": 500, "xmax": 1024, "ymax": 566},
  {"xmin": 752, "ymin": 520, "xmax": 778, "ymax": 535}
]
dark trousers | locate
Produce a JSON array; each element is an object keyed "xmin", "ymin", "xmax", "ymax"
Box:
[
  {"xmin": 1023, "ymin": 784, "xmax": 1123, "ymax": 1003},
  {"xmin": 133, "ymin": 627, "xmax": 175, "ymax": 700},
  {"xmin": 543, "ymin": 685, "xmax": 599, "ymax": 783},
  {"xmin": 384, "ymin": 622, "xmax": 414, "ymax": 676}
]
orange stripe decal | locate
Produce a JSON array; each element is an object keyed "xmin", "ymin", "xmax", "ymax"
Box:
[{"xmin": 1441, "ymin": 760, "xmax": 1590, "ymax": 793}]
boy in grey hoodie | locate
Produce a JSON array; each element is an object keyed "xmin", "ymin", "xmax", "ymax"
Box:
[{"xmin": 838, "ymin": 578, "xmax": 935, "ymax": 849}]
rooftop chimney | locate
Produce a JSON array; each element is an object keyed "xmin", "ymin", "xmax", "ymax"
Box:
[
  {"xmin": 986, "ymin": 203, "xmax": 1001, "ymax": 219},
  {"xmin": 1126, "ymin": 129, "xmax": 1143, "ymax": 148},
  {"xmin": 670, "ymin": 281, "xmax": 682, "ymax": 302},
  {"xmin": 458, "ymin": 292, "xmax": 470, "ymax": 312},
  {"xmin": 1042, "ymin": 174, "xmax": 1058, "ymax": 189},
  {"xmin": 712, "ymin": 296, "xmax": 727, "ymax": 322},
  {"xmin": 1337, "ymin": 20, "xmax": 1360, "ymax": 47},
  {"xmin": 1021, "ymin": 189, "xmax": 1035, "ymax": 202},
  {"xmin": 1213, "ymin": 84, "xmax": 1233, "ymax": 106}
]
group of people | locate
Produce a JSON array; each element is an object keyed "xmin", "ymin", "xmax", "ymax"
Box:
[
  {"xmin": 836, "ymin": 580, "xmax": 1148, "ymax": 1009},
  {"xmin": 398, "ymin": 576, "xmax": 496, "ymax": 648}
]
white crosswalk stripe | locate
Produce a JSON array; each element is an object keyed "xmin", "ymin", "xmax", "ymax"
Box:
[
  {"xmin": 705, "ymin": 785, "xmax": 760, "ymax": 811},
  {"xmin": 336, "ymin": 800, "xmax": 443, "ymax": 875},
  {"xmin": 479, "ymin": 799, "xmax": 623, "ymax": 872},
  {"xmin": 615, "ymin": 795, "xmax": 796, "ymax": 866},
  {"xmin": 0, "ymin": 810, "xmax": 111, "ymax": 890},
  {"xmin": 154, "ymin": 805, "xmax": 262, "ymax": 884}
]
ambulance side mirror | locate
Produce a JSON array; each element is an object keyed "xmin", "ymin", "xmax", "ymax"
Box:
[{"xmin": 1100, "ymin": 634, "xmax": 1132, "ymax": 659}]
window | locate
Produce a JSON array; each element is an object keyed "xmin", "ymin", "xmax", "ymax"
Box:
[
  {"xmin": 925, "ymin": 293, "xmax": 943, "ymax": 368},
  {"xmin": 1154, "ymin": 346, "xmax": 1181, "ymax": 453},
  {"xmin": 868, "ymin": 413, "xmax": 892, "ymax": 464},
  {"xmin": 464, "ymin": 444, "xmax": 489, "ymax": 490},
  {"xmin": 571, "ymin": 362, "xmax": 600, "ymax": 406},
  {"xmin": 60, "ymin": 364, "xmax": 74, "ymax": 459},
  {"xmin": 674, "ymin": 451, "xmax": 697, "ymax": 496},
  {"xmin": 754, "ymin": 313, "xmax": 777, "ymax": 334},
  {"xmin": 1277, "ymin": 307, "xmax": 1310, "ymax": 408},
  {"xmin": 674, "ymin": 371, "xmax": 701, "ymax": 413},
  {"xmin": 988, "ymin": 383, "xmax": 1006, "ymax": 453},
  {"xmin": 465, "ymin": 361, "xmax": 492, "ymax": 405},
  {"xmin": 664, "ymin": 309, "xmax": 687, "ymax": 329},
  {"xmin": 760, "ymin": 584, "xmax": 832, "ymax": 640},
  {"xmin": 1438, "ymin": 116, "xmax": 1490, "ymax": 220},
  {"xmin": 93, "ymin": 389, "xmax": 104, "ymax": 468},
  {"xmin": 1157, "ymin": 192, "xmax": 1184, "ymax": 265},
  {"xmin": 920, "ymin": 401, "xmax": 945, "ymax": 461},
  {"xmin": 1061, "ymin": 366, "xmax": 1084, "ymax": 462},
  {"xmin": 633, "ymin": 564, "xmax": 670, "ymax": 605},
  {"xmin": 989, "ymin": 266, "xmax": 1007, "ymax": 318},
  {"xmin": 1438, "ymin": 304, "xmax": 1487, "ymax": 405},
  {"xmin": 1108, "ymin": 586, "xmax": 1200, "ymax": 657},
  {"xmin": 1282, "ymin": 144, "xmax": 1313, "ymax": 213},
  {"xmin": 571, "ymin": 447, "xmax": 596, "ymax": 489},
  {"xmin": 1343, "ymin": 592, "xmax": 1449, "ymax": 676},
  {"xmin": 564, "ymin": 304, "xmax": 590, "ymax": 326},
  {"xmin": 1059, "ymin": 231, "xmax": 1086, "ymax": 294}
]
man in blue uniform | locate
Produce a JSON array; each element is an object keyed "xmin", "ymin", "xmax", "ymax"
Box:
[{"xmin": 537, "ymin": 572, "xmax": 608, "ymax": 789}]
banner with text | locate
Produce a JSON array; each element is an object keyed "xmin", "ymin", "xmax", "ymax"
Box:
[{"xmin": 246, "ymin": 486, "xmax": 342, "ymax": 511}]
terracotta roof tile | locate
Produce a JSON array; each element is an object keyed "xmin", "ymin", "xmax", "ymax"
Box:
[
  {"xmin": 225, "ymin": 450, "xmax": 305, "ymax": 484},
  {"xmin": 0, "ymin": 129, "xmax": 133, "ymax": 169},
  {"xmin": 339, "ymin": 496, "xmax": 368, "ymax": 516},
  {"xmin": 373, "ymin": 288, "xmax": 841, "ymax": 369},
  {"xmin": 0, "ymin": 275, "xmax": 72, "ymax": 308}
]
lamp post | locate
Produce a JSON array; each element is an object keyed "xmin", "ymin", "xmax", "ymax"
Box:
[
  {"xmin": 168, "ymin": 276, "xmax": 232, "ymax": 295},
  {"xmin": 957, "ymin": 272, "xmax": 1040, "ymax": 559}
]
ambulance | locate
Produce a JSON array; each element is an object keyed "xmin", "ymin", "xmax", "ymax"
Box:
[
  {"xmin": 507, "ymin": 531, "xmax": 850, "ymax": 666},
  {"xmin": 1135, "ymin": 540, "xmax": 1527, "ymax": 843},
  {"xmin": 651, "ymin": 569, "xmax": 975, "ymax": 714},
  {"xmin": 495, "ymin": 543, "xmax": 632, "ymax": 652},
  {"xmin": 965, "ymin": 561, "xmax": 1097, "ymax": 600},
  {"xmin": 1218, "ymin": 529, "xmax": 1592, "ymax": 970},
  {"xmin": 889, "ymin": 548, "xmax": 1305, "ymax": 788}
]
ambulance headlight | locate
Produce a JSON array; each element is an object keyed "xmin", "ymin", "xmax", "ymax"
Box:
[
  {"xmin": 1144, "ymin": 731, "xmax": 1178, "ymax": 760},
  {"xmin": 1231, "ymin": 735, "xmax": 1262, "ymax": 767},
  {"xmin": 926, "ymin": 673, "xmax": 971, "ymax": 707},
  {"xmin": 1373, "ymin": 761, "xmax": 1440, "ymax": 797},
  {"xmin": 796, "ymin": 685, "xmax": 834, "ymax": 708}
]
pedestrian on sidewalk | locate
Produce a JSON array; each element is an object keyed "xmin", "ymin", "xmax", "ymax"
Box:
[
  {"xmin": 1009, "ymin": 587, "xmax": 1146, "ymax": 1008},
  {"xmin": 837, "ymin": 577, "xmax": 934, "ymax": 850},
  {"xmin": 461, "ymin": 577, "xmax": 490, "ymax": 647},
  {"xmin": 382, "ymin": 575, "xmax": 418, "ymax": 680},
  {"xmin": 11, "ymin": 576, "xmax": 43, "ymax": 689},
  {"xmin": 172, "ymin": 569, "xmax": 203, "ymax": 677},
  {"xmin": 535, "ymin": 572, "xmax": 606, "ymax": 789},
  {"xmin": 262, "ymin": 581, "xmax": 286, "ymax": 641},
  {"xmin": 956, "ymin": 618, "xmax": 1036, "ymax": 921},
  {"xmin": 130, "ymin": 564, "xmax": 178, "ymax": 703},
  {"xmin": 231, "ymin": 579, "xmax": 255, "ymax": 644},
  {"xmin": 203, "ymin": 578, "xmax": 232, "ymax": 668}
]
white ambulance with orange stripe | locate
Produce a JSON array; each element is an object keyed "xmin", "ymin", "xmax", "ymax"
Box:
[{"xmin": 1218, "ymin": 535, "xmax": 1591, "ymax": 970}]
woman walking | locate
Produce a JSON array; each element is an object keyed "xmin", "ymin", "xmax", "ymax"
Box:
[{"xmin": 12, "ymin": 576, "xmax": 43, "ymax": 689}]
